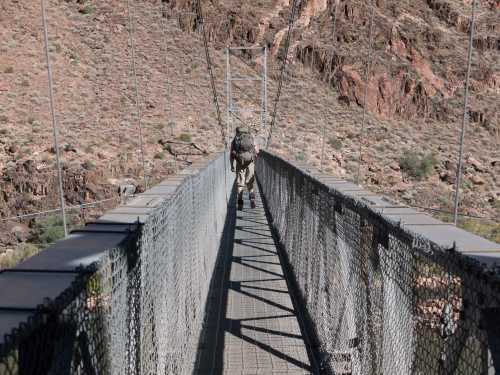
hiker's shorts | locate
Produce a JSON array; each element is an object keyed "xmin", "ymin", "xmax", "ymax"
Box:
[{"xmin": 236, "ymin": 162, "xmax": 255, "ymax": 195}]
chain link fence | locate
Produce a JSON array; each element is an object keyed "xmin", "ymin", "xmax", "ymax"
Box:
[
  {"xmin": 257, "ymin": 150, "xmax": 500, "ymax": 375},
  {"xmin": 0, "ymin": 152, "xmax": 233, "ymax": 375}
]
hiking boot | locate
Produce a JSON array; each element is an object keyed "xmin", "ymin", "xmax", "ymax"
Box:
[
  {"xmin": 249, "ymin": 193, "xmax": 256, "ymax": 209},
  {"xmin": 237, "ymin": 199, "xmax": 244, "ymax": 211}
]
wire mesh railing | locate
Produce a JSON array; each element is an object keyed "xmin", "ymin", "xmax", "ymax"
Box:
[
  {"xmin": 256, "ymin": 150, "xmax": 500, "ymax": 375},
  {"xmin": 0, "ymin": 152, "xmax": 233, "ymax": 375}
]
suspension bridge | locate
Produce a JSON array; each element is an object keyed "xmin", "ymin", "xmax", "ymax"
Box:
[
  {"xmin": 1, "ymin": 151, "xmax": 500, "ymax": 374},
  {"xmin": 1, "ymin": 0, "xmax": 500, "ymax": 374}
]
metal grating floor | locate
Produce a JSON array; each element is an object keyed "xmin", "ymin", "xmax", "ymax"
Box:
[{"xmin": 194, "ymin": 187, "xmax": 313, "ymax": 374}]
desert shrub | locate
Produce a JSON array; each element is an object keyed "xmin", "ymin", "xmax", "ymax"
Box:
[
  {"xmin": 399, "ymin": 151, "xmax": 437, "ymax": 180},
  {"xmin": 493, "ymin": 199, "xmax": 500, "ymax": 210},
  {"xmin": 296, "ymin": 151, "xmax": 306, "ymax": 161},
  {"xmin": 69, "ymin": 51, "xmax": 80, "ymax": 65},
  {"xmin": 3, "ymin": 66, "xmax": 14, "ymax": 74},
  {"xmin": 154, "ymin": 152, "xmax": 165, "ymax": 160},
  {"xmin": 178, "ymin": 133, "xmax": 192, "ymax": 142},
  {"xmin": 79, "ymin": 5, "xmax": 95, "ymax": 15},
  {"xmin": 328, "ymin": 137, "xmax": 342, "ymax": 150},
  {"xmin": 35, "ymin": 216, "xmax": 66, "ymax": 246},
  {"xmin": 83, "ymin": 160, "xmax": 97, "ymax": 170}
]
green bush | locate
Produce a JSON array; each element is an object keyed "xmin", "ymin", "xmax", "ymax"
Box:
[
  {"xmin": 34, "ymin": 216, "xmax": 66, "ymax": 246},
  {"xmin": 399, "ymin": 151, "xmax": 437, "ymax": 180},
  {"xmin": 83, "ymin": 160, "xmax": 97, "ymax": 170},
  {"xmin": 296, "ymin": 151, "xmax": 306, "ymax": 161},
  {"xmin": 328, "ymin": 137, "xmax": 342, "ymax": 150},
  {"xmin": 178, "ymin": 133, "xmax": 192, "ymax": 142},
  {"xmin": 79, "ymin": 5, "xmax": 95, "ymax": 15}
]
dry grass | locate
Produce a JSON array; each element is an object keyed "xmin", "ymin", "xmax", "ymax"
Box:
[{"xmin": 0, "ymin": 243, "xmax": 41, "ymax": 270}]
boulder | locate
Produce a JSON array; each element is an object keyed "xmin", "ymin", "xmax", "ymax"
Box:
[
  {"xmin": 466, "ymin": 156, "xmax": 484, "ymax": 172},
  {"xmin": 389, "ymin": 162, "xmax": 400, "ymax": 171},
  {"xmin": 439, "ymin": 171, "xmax": 456, "ymax": 185},
  {"xmin": 7, "ymin": 144, "xmax": 19, "ymax": 154},
  {"xmin": 9, "ymin": 223, "xmax": 30, "ymax": 242},
  {"xmin": 0, "ymin": 221, "xmax": 29, "ymax": 246},
  {"xmin": 469, "ymin": 175, "xmax": 485, "ymax": 185}
]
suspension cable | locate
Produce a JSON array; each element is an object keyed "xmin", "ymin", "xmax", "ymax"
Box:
[
  {"xmin": 355, "ymin": 0, "xmax": 376, "ymax": 185},
  {"xmin": 40, "ymin": 0, "xmax": 68, "ymax": 237},
  {"xmin": 266, "ymin": 0, "xmax": 302, "ymax": 148},
  {"xmin": 126, "ymin": 0, "xmax": 149, "ymax": 189},
  {"xmin": 194, "ymin": 0, "xmax": 226, "ymax": 147}
]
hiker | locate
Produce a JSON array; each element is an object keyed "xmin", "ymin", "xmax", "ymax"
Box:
[{"xmin": 230, "ymin": 126, "xmax": 257, "ymax": 210}]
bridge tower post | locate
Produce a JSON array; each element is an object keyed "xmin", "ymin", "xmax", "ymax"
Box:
[{"xmin": 225, "ymin": 46, "xmax": 268, "ymax": 145}]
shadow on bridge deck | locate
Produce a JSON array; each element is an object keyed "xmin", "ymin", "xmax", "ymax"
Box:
[{"xmin": 194, "ymin": 187, "xmax": 315, "ymax": 375}]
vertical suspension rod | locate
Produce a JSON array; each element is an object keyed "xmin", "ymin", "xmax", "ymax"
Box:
[
  {"xmin": 126, "ymin": 0, "xmax": 148, "ymax": 189},
  {"xmin": 356, "ymin": 0, "xmax": 376, "ymax": 185},
  {"xmin": 453, "ymin": 0, "xmax": 477, "ymax": 225},
  {"xmin": 320, "ymin": 0, "xmax": 339, "ymax": 172},
  {"xmin": 262, "ymin": 46, "xmax": 268, "ymax": 131},
  {"xmin": 226, "ymin": 47, "xmax": 232, "ymax": 146},
  {"xmin": 41, "ymin": 0, "xmax": 68, "ymax": 237},
  {"xmin": 320, "ymin": 122, "xmax": 327, "ymax": 172}
]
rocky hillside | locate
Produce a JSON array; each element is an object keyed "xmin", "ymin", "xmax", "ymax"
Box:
[{"xmin": 0, "ymin": 0, "xmax": 499, "ymax": 253}]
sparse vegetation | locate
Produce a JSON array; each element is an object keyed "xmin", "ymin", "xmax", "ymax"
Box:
[
  {"xmin": 79, "ymin": 5, "xmax": 95, "ymax": 15},
  {"xmin": 328, "ymin": 137, "xmax": 342, "ymax": 150},
  {"xmin": 296, "ymin": 151, "xmax": 306, "ymax": 161},
  {"xmin": 399, "ymin": 151, "xmax": 437, "ymax": 180},
  {"xmin": 0, "ymin": 243, "xmax": 40, "ymax": 270},
  {"xmin": 33, "ymin": 216, "xmax": 66, "ymax": 247},
  {"xmin": 458, "ymin": 219, "xmax": 500, "ymax": 244},
  {"xmin": 3, "ymin": 66, "xmax": 14, "ymax": 74},
  {"xmin": 178, "ymin": 133, "xmax": 192, "ymax": 142},
  {"xmin": 69, "ymin": 51, "xmax": 80, "ymax": 64},
  {"xmin": 83, "ymin": 160, "xmax": 97, "ymax": 170}
]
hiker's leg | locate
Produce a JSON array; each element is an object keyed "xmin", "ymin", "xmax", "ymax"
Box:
[
  {"xmin": 246, "ymin": 163, "xmax": 256, "ymax": 208},
  {"xmin": 236, "ymin": 164, "xmax": 245, "ymax": 210}
]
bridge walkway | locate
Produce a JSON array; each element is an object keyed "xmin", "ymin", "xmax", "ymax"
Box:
[{"xmin": 194, "ymin": 186, "xmax": 313, "ymax": 374}]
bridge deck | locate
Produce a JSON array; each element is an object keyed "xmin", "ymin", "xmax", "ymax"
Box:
[{"xmin": 195, "ymin": 188, "xmax": 313, "ymax": 374}]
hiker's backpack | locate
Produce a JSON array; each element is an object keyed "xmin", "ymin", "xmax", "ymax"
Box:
[{"xmin": 234, "ymin": 133, "xmax": 255, "ymax": 165}]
